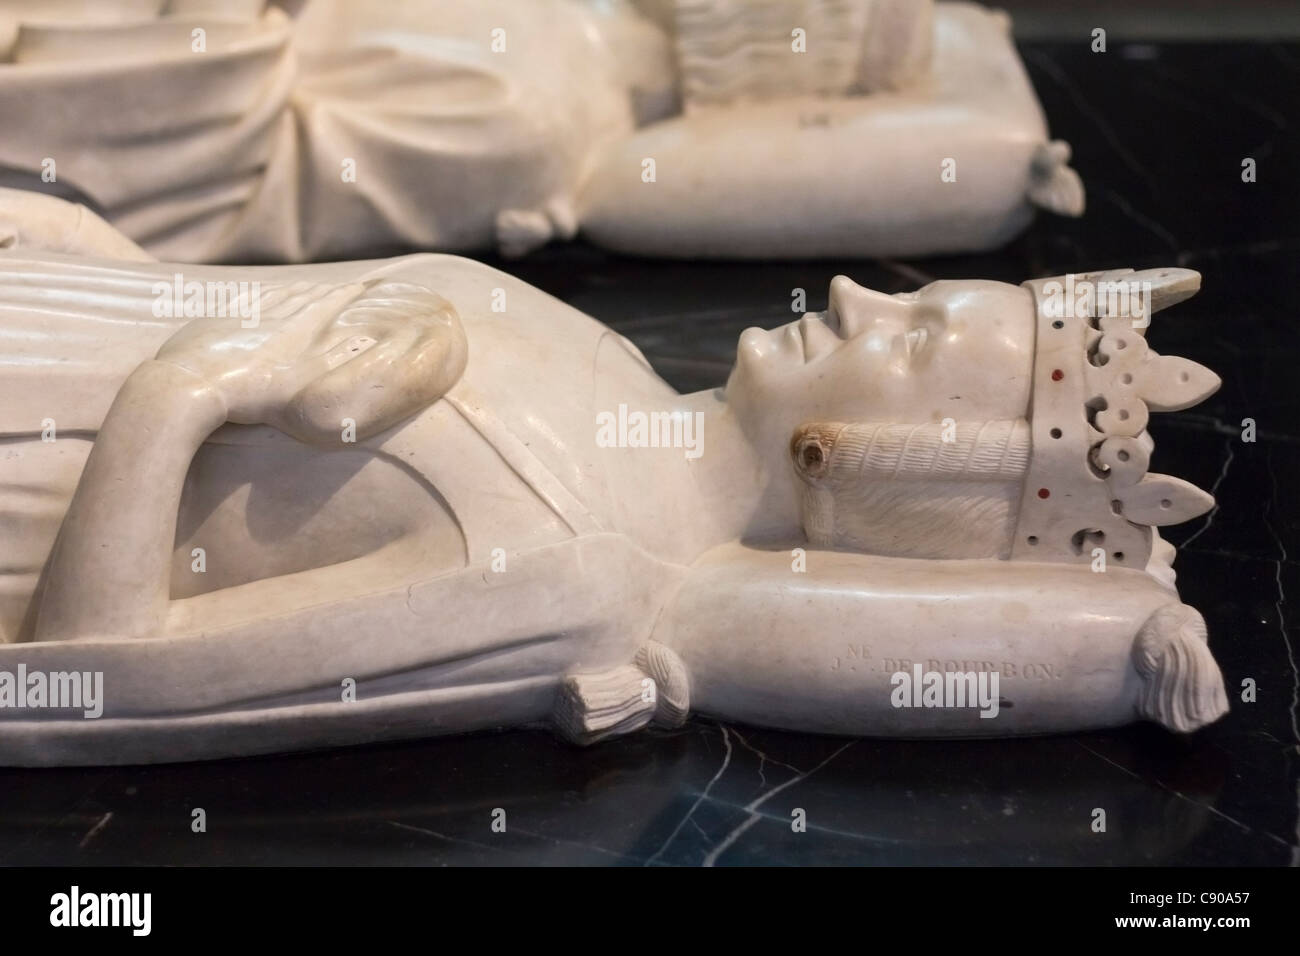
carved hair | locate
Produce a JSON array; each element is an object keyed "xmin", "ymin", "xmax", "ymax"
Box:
[
  {"xmin": 792, "ymin": 268, "xmax": 1221, "ymax": 566},
  {"xmin": 792, "ymin": 420, "xmax": 1029, "ymax": 559},
  {"xmin": 673, "ymin": 0, "xmax": 933, "ymax": 107}
]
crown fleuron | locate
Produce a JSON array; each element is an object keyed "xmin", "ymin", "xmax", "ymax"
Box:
[{"xmin": 1011, "ymin": 268, "xmax": 1220, "ymax": 570}]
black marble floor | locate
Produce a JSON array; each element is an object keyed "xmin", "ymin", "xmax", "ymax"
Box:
[{"xmin": 1, "ymin": 40, "xmax": 1297, "ymax": 866}]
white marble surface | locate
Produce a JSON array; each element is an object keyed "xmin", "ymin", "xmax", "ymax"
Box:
[
  {"xmin": 0, "ymin": 0, "xmax": 1081, "ymax": 262},
  {"xmin": 0, "ymin": 193, "xmax": 1226, "ymax": 764}
]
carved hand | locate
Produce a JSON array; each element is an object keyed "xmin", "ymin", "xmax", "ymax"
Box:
[{"xmin": 153, "ymin": 279, "xmax": 468, "ymax": 444}]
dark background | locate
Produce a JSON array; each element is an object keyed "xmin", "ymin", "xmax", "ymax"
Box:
[{"xmin": 1, "ymin": 17, "xmax": 1297, "ymax": 866}]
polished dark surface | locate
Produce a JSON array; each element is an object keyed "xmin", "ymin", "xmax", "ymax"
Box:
[{"xmin": 1, "ymin": 40, "xmax": 1297, "ymax": 866}]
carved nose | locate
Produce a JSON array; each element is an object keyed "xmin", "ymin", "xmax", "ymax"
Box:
[
  {"xmin": 827, "ymin": 274, "xmax": 913, "ymax": 338},
  {"xmin": 826, "ymin": 275, "xmax": 859, "ymax": 335}
]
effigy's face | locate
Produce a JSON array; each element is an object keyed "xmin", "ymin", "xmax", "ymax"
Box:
[{"xmin": 726, "ymin": 277, "xmax": 1037, "ymax": 432}]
